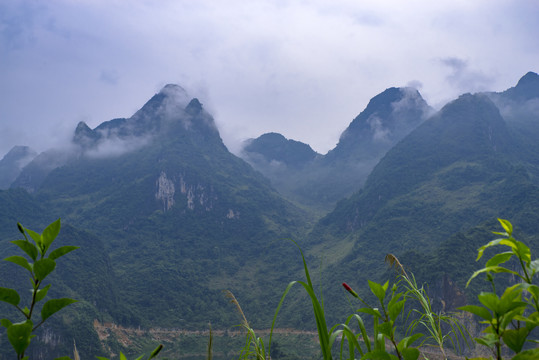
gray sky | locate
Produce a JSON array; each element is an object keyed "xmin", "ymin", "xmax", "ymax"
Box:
[{"xmin": 1, "ymin": 0, "xmax": 538, "ymax": 157}]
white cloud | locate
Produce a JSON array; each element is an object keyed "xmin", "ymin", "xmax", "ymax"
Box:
[{"xmin": 0, "ymin": 0, "xmax": 538, "ymax": 157}]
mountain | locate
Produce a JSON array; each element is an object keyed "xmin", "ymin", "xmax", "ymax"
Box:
[
  {"xmin": 2, "ymin": 73, "xmax": 539, "ymax": 358},
  {"xmin": 307, "ymin": 76, "xmax": 539, "ymax": 320},
  {"xmin": 498, "ymin": 71, "xmax": 539, "ymax": 102},
  {"xmin": 487, "ymin": 71, "xmax": 539, "ymax": 181},
  {"xmin": 1, "ymin": 85, "xmax": 313, "ymax": 358},
  {"xmin": 0, "ymin": 146, "xmax": 37, "ymax": 189},
  {"xmin": 325, "ymin": 87, "xmax": 432, "ymax": 162},
  {"xmin": 315, "ymin": 92, "xmax": 516, "ymax": 254},
  {"xmin": 241, "ymin": 87, "xmax": 432, "ymax": 210},
  {"xmin": 242, "ymin": 132, "xmax": 319, "ymax": 168}
]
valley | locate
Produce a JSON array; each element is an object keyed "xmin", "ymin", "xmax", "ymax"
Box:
[{"xmin": 0, "ymin": 72, "xmax": 538, "ymax": 359}]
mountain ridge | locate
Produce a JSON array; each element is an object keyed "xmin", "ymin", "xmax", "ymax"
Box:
[
  {"xmin": 240, "ymin": 86, "xmax": 432, "ymax": 210},
  {"xmin": 1, "ymin": 72, "xmax": 538, "ymax": 358}
]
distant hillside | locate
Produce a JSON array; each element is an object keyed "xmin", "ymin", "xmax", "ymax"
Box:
[
  {"xmin": 1, "ymin": 72, "xmax": 539, "ymax": 358},
  {"xmin": 1, "ymin": 85, "xmax": 313, "ymax": 358},
  {"xmin": 307, "ymin": 73, "xmax": 539, "ymax": 322},
  {"xmin": 241, "ymin": 87, "xmax": 432, "ymax": 210},
  {"xmin": 0, "ymin": 146, "xmax": 37, "ymax": 189}
]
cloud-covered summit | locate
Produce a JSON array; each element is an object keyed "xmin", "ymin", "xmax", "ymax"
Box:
[
  {"xmin": 327, "ymin": 86, "xmax": 432, "ymax": 162},
  {"xmin": 72, "ymin": 84, "xmax": 218, "ymax": 158}
]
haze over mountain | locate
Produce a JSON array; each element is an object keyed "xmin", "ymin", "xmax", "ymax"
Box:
[
  {"xmin": 241, "ymin": 87, "xmax": 432, "ymax": 210},
  {"xmin": 0, "ymin": 72, "xmax": 538, "ymax": 358},
  {"xmin": 0, "ymin": 84, "xmax": 312, "ymax": 357},
  {"xmin": 0, "ymin": 146, "xmax": 37, "ymax": 189},
  {"xmin": 309, "ymin": 73, "xmax": 539, "ymax": 314}
]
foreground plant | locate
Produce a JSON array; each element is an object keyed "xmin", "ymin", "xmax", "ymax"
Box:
[
  {"xmin": 96, "ymin": 344, "xmax": 163, "ymax": 360},
  {"xmin": 225, "ymin": 290, "xmax": 269, "ymax": 360},
  {"xmin": 341, "ymin": 279, "xmax": 423, "ymax": 360},
  {"xmin": 271, "ymin": 241, "xmax": 423, "ymax": 360},
  {"xmin": 459, "ymin": 218, "xmax": 539, "ymax": 360},
  {"xmin": 0, "ymin": 219, "xmax": 78, "ymax": 359},
  {"xmin": 386, "ymin": 254, "xmax": 470, "ymax": 360}
]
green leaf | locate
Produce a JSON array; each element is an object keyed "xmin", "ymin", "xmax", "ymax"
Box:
[
  {"xmin": 474, "ymin": 333, "xmax": 497, "ymax": 348},
  {"xmin": 368, "ymin": 280, "xmax": 386, "ymax": 303},
  {"xmin": 34, "ymin": 258, "xmax": 56, "ymax": 281},
  {"xmin": 401, "ymin": 348, "xmax": 420, "ymax": 360},
  {"xmin": 148, "ymin": 344, "xmax": 164, "ymax": 359},
  {"xmin": 478, "ymin": 292, "xmax": 500, "ymax": 314},
  {"xmin": 48, "ymin": 246, "xmax": 79, "ymax": 261},
  {"xmin": 466, "ymin": 266, "xmax": 519, "ymax": 287},
  {"xmin": 529, "ymin": 259, "xmax": 539, "ymax": 276},
  {"xmin": 502, "ymin": 327, "xmax": 528, "ymax": 353},
  {"xmin": 500, "ymin": 306, "xmax": 527, "ymax": 329},
  {"xmin": 500, "ymin": 238, "xmax": 518, "ymax": 253},
  {"xmin": 35, "ymin": 284, "xmax": 51, "ymax": 303},
  {"xmin": 523, "ymin": 311, "xmax": 539, "ymax": 330},
  {"xmin": 25, "ymin": 228, "xmax": 43, "ymax": 251},
  {"xmin": 10, "ymin": 240, "xmax": 38, "ymax": 261},
  {"xmin": 485, "ymin": 252, "xmax": 513, "ymax": 267},
  {"xmin": 358, "ymin": 307, "xmax": 382, "ymax": 318},
  {"xmin": 41, "ymin": 218, "xmax": 61, "ymax": 255},
  {"xmin": 514, "ymin": 240, "xmax": 532, "ymax": 264},
  {"xmin": 499, "ymin": 285, "xmax": 527, "ymax": 315},
  {"xmin": 511, "ymin": 348, "xmax": 539, "ymax": 360},
  {"xmin": 477, "ymin": 239, "xmax": 503, "ymax": 261},
  {"xmin": 4, "ymin": 255, "xmax": 33, "ymax": 273},
  {"xmin": 397, "ymin": 333, "xmax": 423, "ymax": 352},
  {"xmin": 458, "ymin": 305, "xmax": 492, "ymax": 321},
  {"xmin": 388, "ymin": 299, "xmax": 405, "ymax": 321},
  {"xmin": 498, "ymin": 218, "xmax": 513, "ymax": 236},
  {"xmin": 377, "ymin": 322, "xmax": 393, "ymax": 338},
  {"xmin": 0, "ymin": 287, "xmax": 20, "ymax": 306},
  {"xmin": 41, "ymin": 298, "xmax": 77, "ymax": 321},
  {"xmin": 54, "ymin": 357, "xmax": 73, "ymax": 360},
  {"xmin": 1, "ymin": 318, "xmax": 13, "ymax": 328},
  {"xmin": 7, "ymin": 321, "xmax": 33, "ymax": 355},
  {"xmin": 361, "ymin": 349, "xmax": 392, "ymax": 360}
]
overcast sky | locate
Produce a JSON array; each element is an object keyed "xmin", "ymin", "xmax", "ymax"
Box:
[{"xmin": 1, "ymin": 0, "xmax": 538, "ymax": 157}]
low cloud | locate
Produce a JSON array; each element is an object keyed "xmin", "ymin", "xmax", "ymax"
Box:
[
  {"xmin": 440, "ymin": 57, "xmax": 495, "ymax": 94},
  {"xmin": 367, "ymin": 115, "xmax": 390, "ymax": 142},
  {"xmin": 83, "ymin": 134, "xmax": 151, "ymax": 159},
  {"xmin": 99, "ymin": 69, "xmax": 120, "ymax": 85},
  {"xmin": 391, "ymin": 87, "xmax": 434, "ymax": 119},
  {"xmin": 406, "ymin": 80, "xmax": 423, "ymax": 90}
]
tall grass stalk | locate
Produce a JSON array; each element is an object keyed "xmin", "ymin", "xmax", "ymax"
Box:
[
  {"xmin": 270, "ymin": 241, "xmax": 372, "ymax": 360},
  {"xmin": 225, "ymin": 290, "xmax": 269, "ymax": 360},
  {"xmin": 269, "ymin": 240, "xmax": 334, "ymax": 359},
  {"xmin": 207, "ymin": 323, "xmax": 213, "ymax": 360},
  {"xmin": 386, "ymin": 254, "xmax": 470, "ymax": 360}
]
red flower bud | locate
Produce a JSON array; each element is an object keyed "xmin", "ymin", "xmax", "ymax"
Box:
[{"xmin": 342, "ymin": 282, "xmax": 359, "ymax": 298}]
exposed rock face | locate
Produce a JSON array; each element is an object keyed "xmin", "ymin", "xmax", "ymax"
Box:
[
  {"xmin": 155, "ymin": 172, "xmax": 221, "ymax": 212},
  {"xmin": 226, "ymin": 209, "xmax": 240, "ymax": 219},
  {"xmin": 430, "ymin": 274, "xmax": 467, "ymax": 312},
  {"xmin": 155, "ymin": 172, "xmax": 176, "ymax": 211}
]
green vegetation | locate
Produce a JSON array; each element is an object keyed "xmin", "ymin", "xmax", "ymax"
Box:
[
  {"xmin": 226, "ymin": 219, "xmax": 537, "ymax": 360},
  {"xmin": 1, "ymin": 72, "xmax": 539, "ymax": 359},
  {"xmin": 0, "ymin": 219, "xmax": 78, "ymax": 359},
  {"xmin": 459, "ymin": 219, "xmax": 539, "ymax": 359},
  {"xmin": 1, "ymin": 218, "xmax": 538, "ymax": 359}
]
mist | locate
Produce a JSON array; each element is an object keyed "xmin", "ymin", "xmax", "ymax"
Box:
[{"xmin": 2, "ymin": 1, "xmax": 538, "ymax": 158}]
